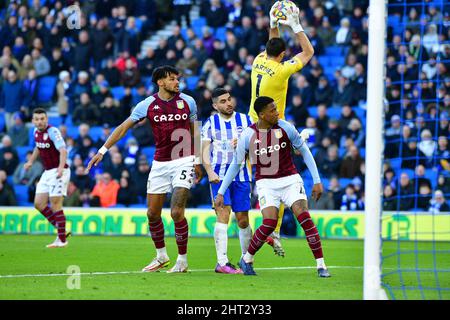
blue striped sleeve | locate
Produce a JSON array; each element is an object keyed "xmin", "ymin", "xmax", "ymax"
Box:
[
  {"xmin": 218, "ymin": 127, "xmax": 253, "ymax": 195},
  {"xmin": 201, "ymin": 118, "xmax": 212, "ymax": 141}
]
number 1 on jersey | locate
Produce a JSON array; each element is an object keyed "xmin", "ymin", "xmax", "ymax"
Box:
[{"xmin": 256, "ymin": 74, "xmax": 263, "ymax": 97}]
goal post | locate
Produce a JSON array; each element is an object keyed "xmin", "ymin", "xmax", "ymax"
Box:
[{"xmin": 363, "ymin": 0, "xmax": 388, "ymax": 300}]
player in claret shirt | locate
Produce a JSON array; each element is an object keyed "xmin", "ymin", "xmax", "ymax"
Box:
[
  {"xmin": 25, "ymin": 108, "xmax": 71, "ymax": 248},
  {"xmin": 215, "ymin": 96, "xmax": 330, "ymax": 277},
  {"xmin": 87, "ymin": 65, "xmax": 203, "ymax": 273}
]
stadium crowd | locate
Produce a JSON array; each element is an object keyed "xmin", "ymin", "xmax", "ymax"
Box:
[{"xmin": 0, "ymin": 0, "xmax": 448, "ymax": 214}]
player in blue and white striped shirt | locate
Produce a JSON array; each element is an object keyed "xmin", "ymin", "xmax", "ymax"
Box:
[{"xmin": 201, "ymin": 88, "xmax": 253, "ymax": 274}]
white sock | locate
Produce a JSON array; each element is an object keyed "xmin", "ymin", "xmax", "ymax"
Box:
[
  {"xmin": 316, "ymin": 258, "xmax": 326, "ymax": 269},
  {"xmin": 214, "ymin": 222, "xmax": 229, "ymax": 266},
  {"xmin": 157, "ymin": 247, "xmax": 168, "ymax": 260},
  {"xmin": 177, "ymin": 254, "xmax": 187, "ymax": 264},
  {"xmin": 243, "ymin": 252, "xmax": 254, "ymax": 263},
  {"xmin": 239, "ymin": 225, "xmax": 252, "ymax": 255}
]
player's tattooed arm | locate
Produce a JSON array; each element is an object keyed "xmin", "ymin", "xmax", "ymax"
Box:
[
  {"xmin": 86, "ymin": 118, "xmax": 136, "ymax": 172},
  {"xmin": 191, "ymin": 122, "xmax": 204, "ymax": 183}
]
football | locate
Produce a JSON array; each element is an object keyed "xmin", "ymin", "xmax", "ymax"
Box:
[{"xmin": 272, "ymin": 0, "xmax": 298, "ymax": 22}]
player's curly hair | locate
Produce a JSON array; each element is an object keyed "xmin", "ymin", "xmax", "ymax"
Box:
[
  {"xmin": 152, "ymin": 65, "xmax": 179, "ymax": 85},
  {"xmin": 254, "ymin": 96, "xmax": 275, "ymax": 115}
]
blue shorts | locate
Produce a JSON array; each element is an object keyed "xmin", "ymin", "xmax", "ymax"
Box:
[{"xmin": 210, "ymin": 181, "xmax": 251, "ymax": 213}]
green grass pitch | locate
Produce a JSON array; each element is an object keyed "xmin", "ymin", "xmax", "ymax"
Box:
[{"xmin": 0, "ymin": 235, "xmax": 448, "ymax": 300}]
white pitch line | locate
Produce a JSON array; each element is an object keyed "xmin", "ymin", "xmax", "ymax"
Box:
[{"xmin": 0, "ymin": 266, "xmax": 363, "ymax": 279}]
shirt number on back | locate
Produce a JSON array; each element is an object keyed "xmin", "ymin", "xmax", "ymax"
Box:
[{"xmin": 256, "ymin": 74, "xmax": 263, "ymax": 97}]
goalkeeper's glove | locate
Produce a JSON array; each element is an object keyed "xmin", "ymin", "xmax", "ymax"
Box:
[
  {"xmin": 269, "ymin": 1, "xmax": 281, "ymax": 29},
  {"xmin": 278, "ymin": 5, "xmax": 304, "ymax": 33}
]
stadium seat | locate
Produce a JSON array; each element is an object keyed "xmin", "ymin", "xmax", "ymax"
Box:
[
  {"xmin": 339, "ymin": 178, "xmax": 352, "ymax": 188},
  {"xmin": 214, "ymin": 27, "xmax": 227, "ymax": 42},
  {"xmin": 326, "ymin": 45, "xmax": 344, "ymax": 56},
  {"xmin": 48, "ymin": 116, "xmax": 62, "ymax": 127},
  {"xmin": 186, "ymin": 76, "xmax": 199, "ymax": 90},
  {"xmin": 141, "ymin": 146, "xmax": 156, "ymax": 163},
  {"xmin": 0, "ymin": 113, "xmax": 4, "ymax": 132},
  {"xmin": 37, "ymin": 76, "xmax": 57, "ymax": 103},
  {"xmin": 308, "ymin": 106, "xmax": 318, "ymax": 117},
  {"xmin": 327, "ymin": 107, "xmax": 341, "ymax": 120},
  {"xmin": 425, "ymin": 169, "xmax": 438, "ymax": 190},
  {"xmin": 134, "ymin": 17, "xmax": 143, "ymax": 31},
  {"xmin": 388, "ymin": 158, "xmax": 402, "ymax": 171},
  {"xmin": 321, "ymin": 178, "xmax": 330, "ymax": 189},
  {"xmin": 353, "ymin": 107, "xmax": 366, "ymax": 122},
  {"xmin": 339, "ymin": 147, "xmax": 347, "ymax": 158},
  {"xmin": 89, "ymin": 126, "xmax": 104, "ymax": 141},
  {"xmin": 16, "ymin": 146, "xmax": 32, "ymax": 162},
  {"xmin": 14, "ymin": 185, "xmax": 29, "ymax": 205},
  {"xmin": 129, "ymin": 204, "xmax": 147, "ymax": 208},
  {"xmin": 111, "ymin": 86, "xmax": 125, "ymax": 100},
  {"xmin": 28, "ymin": 127, "xmax": 36, "ymax": 147},
  {"xmin": 402, "ymin": 169, "xmax": 415, "ymax": 179},
  {"xmin": 192, "ymin": 17, "xmax": 206, "ymax": 28},
  {"xmin": 67, "ymin": 125, "xmax": 79, "ymax": 138}
]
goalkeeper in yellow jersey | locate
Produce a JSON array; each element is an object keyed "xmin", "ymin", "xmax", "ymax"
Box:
[{"xmin": 248, "ymin": 1, "xmax": 315, "ymax": 256}]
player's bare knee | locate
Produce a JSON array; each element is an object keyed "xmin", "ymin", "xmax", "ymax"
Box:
[
  {"xmin": 34, "ymin": 202, "xmax": 45, "ymax": 212},
  {"xmin": 236, "ymin": 215, "xmax": 249, "ymax": 229},
  {"xmin": 170, "ymin": 207, "xmax": 185, "ymax": 221},
  {"xmin": 147, "ymin": 208, "xmax": 161, "ymax": 222},
  {"xmin": 215, "ymin": 208, "xmax": 230, "ymax": 224},
  {"xmin": 293, "ymin": 200, "xmax": 308, "ymax": 213}
]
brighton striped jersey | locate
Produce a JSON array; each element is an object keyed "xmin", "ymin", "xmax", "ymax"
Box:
[{"xmin": 202, "ymin": 112, "xmax": 252, "ymax": 182}]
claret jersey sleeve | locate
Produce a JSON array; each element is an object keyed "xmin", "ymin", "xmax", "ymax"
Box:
[{"xmin": 278, "ymin": 120, "xmax": 321, "ymax": 184}]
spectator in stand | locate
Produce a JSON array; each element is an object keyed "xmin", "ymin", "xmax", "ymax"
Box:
[
  {"xmin": 338, "ymin": 105, "xmax": 358, "ymax": 131},
  {"xmin": 72, "ymin": 165, "xmax": 95, "ymax": 192},
  {"xmin": 176, "ymin": 47, "xmax": 199, "ymax": 77},
  {"xmin": 92, "ymin": 78, "xmax": 112, "ymax": 106},
  {"xmin": 340, "ymin": 184, "xmax": 359, "ymax": 211},
  {"xmin": 7, "ymin": 112, "xmax": 28, "ymax": 147},
  {"xmin": 333, "ymin": 76, "xmax": 354, "ymax": 106},
  {"xmin": 418, "ymin": 129, "xmax": 437, "ymax": 166},
  {"xmin": 121, "ymin": 58, "xmax": 141, "ymax": 87},
  {"xmin": 139, "ymin": 48, "xmax": 156, "ymax": 77},
  {"xmin": 104, "ymin": 151, "xmax": 127, "ymax": 181},
  {"xmin": 385, "ymin": 114, "xmax": 402, "ymax": 138},
  {"xmin": 291, "ymin": 75, "xmax": 314, "ymax": 108},
  {"xmin": 315, "ymin": 104, "xmax": 329, "ymax": 133},
  {"xmin": 383, "ymin": 184, "xmax": 398, "ymax": 211},
  {"xmin": 417, "ymin": 183, "xmax": 433, "ymax": 210},
  {"xmin": 72, "ymin": 93, "xmax": 101, "ymax": 126},
  {"xmin": 340, "ymin": 118, "xmax": 365, "ymax": 148},
  {"xmin": 90, "ymin": 172, "xmax": 120, "ymax": 208},
  {"xmin": 309, "ymin": 189, "xmax": 335, "ymax": 210},
  {"xmin": 0, "ymin": 135, "xmax": 19, "ymax": 175},
  {"xmin": 320, "ymin": 144, "xmax": 342, "ymax": 178},
  {"xmin": 99, "ymin": 96, "xmax": 121, "ymax": 127},
  {"xmin": 0, "ymin": 69, "xmax": 25, "ymax": 130},
  {"xmin": 49, "ymin": 47, "xmax": 69, "ymax": 76},
  {"xmin": 64, "ymin": 181, "xmax": 82, "ymax": 207},
  {"xmin": 314, "ymin": 76, "xmax": 334, "ymax": 107},
  {"xmin": 340, "ymin": 145, "xmax": 363, "ymax": 178},
  {"xmin": 304, "ymin": 117, "xmax": 322, "ymax": 149},
  {"xmin": 204, "ymin": 0, "xmax": 228, "ymax": 29},
  {"xmin": 130, "ymin": 156, "xmax": 151, "ymax": 202},
  {"xmin": 22, "ymin": 69, "xmax": 39, "ymax": 110},
  {"xmin": 428, "ymin": 190, "xmax": 450, "ymax": 213},
  {"xmin": 73, "ymin": 30, "xmax": 92, "ymax": 73},
  {"xmin": 31, "ymin": 48, "xmax": 50, "ymax": 77},
  {"xmin": 117, "ymin": 177, "xmax": 137, "ymax": 207},
  {"xmin": 336, "ymin": 17, "xmax": 352, "ymax": 46},
  {"xmin": 328, "ymin": 175, "xmax": 343, "ymax": 209},
  {"xmin": 56, "ymin": 70, "xmax": 71, "ymax": 124},
  {"xmin": 436, "ymin": 136, "xmax": 449, "ymax": 171},
  {"xmin": 91, "ymin": 17, "xmax": 114, "ymax": 71},
  {"xmin": 288, "ymin": 94, "xmax": 309, "ymax": 128},
  {"xmin": 307, "ymin": 26, "xmax": 324, "ymax": 56},
  {"xmin": 173, "ymin": 0, "xmax": 193, "ymax": 28},
  {"xmin": 13, "ymin": 151, "xmax": 43, "ymax": 187},
  {"xmin": 71, "ymin": 71, "xmax": 92, "ymax": 112},
  {"xmin": 317, "ymin": 16, "xmax": 336, "ymax": 47},
  {"xmin": 101, "ymin": 58, "xmax": 122, "ymax": 87},
  {"xmin": 0, "ymin": 180, "xmax": 16, "ymax": 206},
  {"xmin": 324, "ymin": 118, "xmax": 342, "ymax": 145}
]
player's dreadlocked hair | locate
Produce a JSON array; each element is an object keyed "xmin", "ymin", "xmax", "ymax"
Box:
[
  {"xmin": 152, "ymin": 65, "xmax": 180, "ymax": 85},
  {"xmin": 254, "ymin": 96, "xmax": 275, "ymax": 115},
  {"xmin": 265, "ymin": 37, "xmax": 286, "ymax": 57}
]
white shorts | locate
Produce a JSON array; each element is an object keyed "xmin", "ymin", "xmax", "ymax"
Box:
[
  {"xmin": 147, "ymin": 156, "xmax": 195, "ymax": 194},
  {"xmin": 36, "ymin": 168, "xmax": 71, "ymax": 197},
  {"xmin": 256, "ymin": 174, "xmax": 307, "ymax": 210}
]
